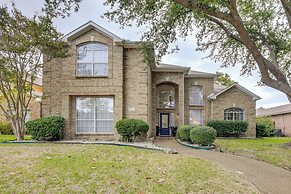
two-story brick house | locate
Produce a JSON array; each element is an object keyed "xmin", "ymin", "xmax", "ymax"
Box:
[{"xmin": 43, "ymin": 21, "xmax": 260, "ymax": 140}]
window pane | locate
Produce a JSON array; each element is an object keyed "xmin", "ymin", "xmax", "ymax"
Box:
[
  {"xmin": 189, "ymin": 110, "xmax": 203, "ymax": 125},
  {"xmin": 94, "ymin": 50, "xmax": 108, "ymax": 64},
  {"xmin": 189, "ymin": 86, "xmax": 203, "ymax": 105},
  {"xmin": 96, "ymin": 120, "xmax": 113, "ymax": 134},
  {"xmin": 224, "ymin": 108, "xmax": 244, "ymax": 121},
  {"xmin": 76, "ymin": 97, "xmax": 114, "ymax": 134},
  {"xmin": 93, "ymin": 63, "xmax": 108, "ymax": 76},
  {"xmin": 158, "ymin": 85, "xmax": 175, "ymax": 108},
  {"xmin": 77, "ymin": 63, "xmax": 93, "ymax": 76},
  {"xmin": 77, "ymin": 43, "xmax": 108, "ymax": 77},
  {"xmin": 76, "ymin": 120, "xmax": 94, "ymax": 133},
  {"xmin": 76, "ymin": 98, "xmax": 94, "ymax": 120},
  {"xmin": 95, "ymin": 98, "xmax": 114, "ymax": 119}
]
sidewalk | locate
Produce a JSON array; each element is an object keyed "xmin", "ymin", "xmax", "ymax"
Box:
[{"xmin": 155, "ymin": 137, "xmax": 291, "ymax": 194}]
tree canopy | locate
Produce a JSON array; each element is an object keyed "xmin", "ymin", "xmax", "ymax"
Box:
[
  {"xmin": 102, "ymin": 0, "xmax": 291, "ymax": 101},
  {"xmin": 39, "ymin": 0, "xmax": 291, "ymax": 101},
  {"xmin": 215, "ymin": 73, "xmax": 235, "ymax": 86},
  {"xmin": 0, "ymin": 4, "xmax": 68, "ymax": 140}
]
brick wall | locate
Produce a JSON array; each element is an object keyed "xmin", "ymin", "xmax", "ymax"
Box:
[
  {"xmin": 212, "ymin": 86, "xmax": 256, "ymax": 137},
  {"xmin": 184, "ymin": 77, "xmax": 214, "ymax": 125},
  {"xmin": 271, "ymin": 114, "xmax": 291, "ymax": 136},
  {"xmin": 43, "ymin": 29, "xmax": 124, "ymax": 140}
]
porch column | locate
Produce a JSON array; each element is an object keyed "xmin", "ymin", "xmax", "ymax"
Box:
[{"xmin": 178, "ymin": 81, "xmax": 184, "ymax": 126}]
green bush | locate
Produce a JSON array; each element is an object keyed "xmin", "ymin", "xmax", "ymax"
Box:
[
  {"xmin": 0, "ymin": 122, "xmax": 13, "ymax": 135},
  {"xmin": 190, "ymin": 126, "xmax": 217, "ymax": 146},
  {"xmin": 25, "ymin": 116, "xmax": 65, "ymax": 141},
  {"xmin": 207, "ymin": 120, "xmax": 248, "ymax": 137},
  {"xmin": 177, "ymin": 125, "xmax": 194, "ymax": 141},
  {"xmin": 256, "ymin": 117, "xmax": 274, "ymax": 137},
  {"xmin": 256, "ymin": 123, "xmax": 267, "ymax": 137},
  {"xmin": 116, "ymin": 119, "xmax": 149, "ymax": 142}
]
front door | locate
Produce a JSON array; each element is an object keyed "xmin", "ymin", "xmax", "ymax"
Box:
[{"xmin": 160, "ymin": 113, "xmax": 170, "ymax": 136}]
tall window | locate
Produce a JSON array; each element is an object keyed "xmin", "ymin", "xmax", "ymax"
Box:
[
  {"xmin": 224, "ymin": 108, "xmax": 244, "ymax": 121},
  {"xmin": 189, "ymin": 110, "xmax": 203, "ymax": 125},
  {"xmin": 158, "ymin": 85, "xmax": 175, "ymax": 108},
  {"xmin": 189, "ymin": 86, "xmax": 203, "ymax": 105},
  {"xmin": 76, "ymin": 97, "xmax": 114, "ymax": 134},
  {"xmin": 76, "ymin": 43, "xmax": 108, "ymax": 76}
]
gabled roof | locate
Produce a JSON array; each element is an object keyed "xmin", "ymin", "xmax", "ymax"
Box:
[
  {"xmin": 256, "ymin": 104, "xmax": 291, "ymax": 117},
  {"xmin": 153, "ymin": 63, "xmax": 191, "ymax": 73},
  {"xmin": 62, "ymin": 21, "xmax": 122, "ymax": 42},
  {"xmin": 185, "ymin": 70, "xmax": 218, "ymax": 78},
  {"xmin": 208, "ymin": 83, "xmax": 261, "ymax": 101}
]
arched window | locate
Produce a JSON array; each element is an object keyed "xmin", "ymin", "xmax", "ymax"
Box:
[
  {"xmin": 76, "ymin": 42, "xmax": 108, "ymax": 76},
  {"xmin": 157, "ymin": 85, "xmax": 175, "ymax": 108},
  {"xmin": 224, "ymin": 108, "xmax": 244, "ymax": 121},
  {"xmin": 189, "ymin": 86, "xmax": 203, "ymax": 105}
]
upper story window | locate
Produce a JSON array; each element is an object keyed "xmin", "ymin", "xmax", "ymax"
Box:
[
  {"xmin": 76, "ymin": 42, "xmax": 108, "ymax": 77},
  {"xmin": 224, "ymin": 108, "xmax": 244, "ymax": 121},
  {"xmin": 189, "ymin": 86, "xmax": 203, "ymax": 105},
  {"xmin": 158, "ymin": 85, "xmax": 175, "ymax": 108}
]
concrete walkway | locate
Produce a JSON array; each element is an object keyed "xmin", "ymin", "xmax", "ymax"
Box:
[{"xmin": 155, "ymin": 137, "xmax": 291, "ymax": 194}]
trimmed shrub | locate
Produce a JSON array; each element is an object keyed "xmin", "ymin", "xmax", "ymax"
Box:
[
  {"xmin": 190, "ymin": 126, "xmax": 217, "ymax": 146},
  {"xmin": 25, "ymin": 116, "xmax": 65, "ymax": 141},
  {"xmin": 207, "ymin": 120, "xmax": 248, "ymax": 137},
  {"xmin": 256, "ymin": 117, "xmax": 274, "ymax": 137},
  {"xmin": 256, "ymin": 123, "xmax": 267, "ymax": 137},
  {"xmin": 177, "ymin": 125, "xmax": 194, "ymax": 141},
  {"xmin": 116, "ymin": 119, "xmax": 149, "ymax": 142},
  {"xmin": 0, "ymin": 122, "xmax": 13, "ymax": 135}
]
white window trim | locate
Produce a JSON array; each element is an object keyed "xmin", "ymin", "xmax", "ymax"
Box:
[{"xmin": 75, "ymin": 97, "xmax": 114, "ymax": 135}]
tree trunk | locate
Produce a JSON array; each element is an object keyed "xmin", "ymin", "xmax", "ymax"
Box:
[{"xmin": 11, "ymin": 120, "xmax": 25, "ymax": 141}]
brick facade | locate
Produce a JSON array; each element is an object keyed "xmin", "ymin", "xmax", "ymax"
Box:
[{"xmin": 42, "ymin": 22, "xmax": 259, "ymax": 140}]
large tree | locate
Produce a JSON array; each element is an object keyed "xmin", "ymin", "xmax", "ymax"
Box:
[
  {"xmin": 0, "ymin": 4, "xmax": 68, "ymax": 140},
  {"xmin": 42, "ymin": 1, "xmax": 291, "ymax": 101},
  {"xmin": 102, "ymin": 0, "xmax": 291, "ymax": 101}
]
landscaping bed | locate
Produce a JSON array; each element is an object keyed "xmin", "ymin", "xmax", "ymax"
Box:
[
  {"xmin": 215, "ymin": 137, "xmax": 291, "ymax": 171},
  {"xmin": 0, "ymin": 143, "xmax": 260, "ymax": 193}
]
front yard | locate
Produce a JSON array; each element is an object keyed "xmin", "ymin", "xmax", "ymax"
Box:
[
  {"xmin": 0, "ymin": 135, "xmax": 31, "ymax": 142},
  {"xmin": 0, "ymin": 142, "xmax": 259, "ymax": 193},
  {"xmin": 215, "ymin": 137, "xmax": 291, "ymax": 170}
]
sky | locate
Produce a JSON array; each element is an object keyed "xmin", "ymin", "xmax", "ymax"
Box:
[{"xmin": 1, "ymin": 0, "xmax": 289, "ymax": 108}]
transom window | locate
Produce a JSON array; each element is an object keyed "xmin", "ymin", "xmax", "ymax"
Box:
[
  {"xmin": 76, "ymin": 43, "xmax": 108, "ymax": 77},
  {"xmin": 158, "ymin": 85, "xmax": 175, "ymax": 108},
  {"xmin": 189, "ymin": 110, "xmax": 203, "ymax": 125},
  {"xmin": 76, "ymin": 97, "xmax": 114, "ymax": 134},
  {"xmin": 189, "ymin": 86, "xmax": 203, "ymax": 105},
  {"xmin": 224, "ymin": 108, "xmax": 244, "ymax": 121}
]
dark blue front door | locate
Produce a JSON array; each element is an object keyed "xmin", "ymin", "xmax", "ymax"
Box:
[{"xmin": 160, "ymin": 113, "xmax": 170, "ymax": 136}]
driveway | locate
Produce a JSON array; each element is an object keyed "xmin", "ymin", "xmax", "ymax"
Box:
[{"xmin": 155, "ymin": 137, "xmax": 291, "ymax": 194}]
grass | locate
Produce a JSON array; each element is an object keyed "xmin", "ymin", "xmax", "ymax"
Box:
[
  {"xmin": 0, "ymin": 144, "xmax": 259, "ymax": 193},
  {"xmin": 0, "ymin": 135, "xmax": 31, "ymax": 142},
  {"xmin": 215, "ymin": 137, "xmax": 291, "ymax": 170}
]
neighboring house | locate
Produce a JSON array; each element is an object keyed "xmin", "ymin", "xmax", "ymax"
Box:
[
  {"xmin": 43, "ymin": 21, "xmax": 260, "ymax": 140},
  {"xmin": 0, "ymin": 77, "xmax": 43, "ymax": 122},
  {"xmin": 257, "ymin": 104, "xmax": 291, "ymax": 136}
]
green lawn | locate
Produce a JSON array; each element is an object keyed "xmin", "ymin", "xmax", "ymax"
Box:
[
  {"xmin": 0, "ymin": 135, "xmax": 31, "ymax": 142},
  {"xmin": 0, "ymin": 143, "xmax": 259, "ymax": 193},
  {"xmin": 215, "ymin": 137, "xmax": 291, "ymax": 170}
]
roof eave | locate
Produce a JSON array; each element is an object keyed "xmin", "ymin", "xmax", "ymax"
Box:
[
  {"xmin": 62, "ymin": 21, "xmax": 122, "ymax": 42},
  {"xmin": 208, "ymin": 83, "xmax": 261, "ymax": 101}
]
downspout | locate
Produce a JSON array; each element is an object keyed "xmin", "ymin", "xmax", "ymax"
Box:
[{"xmin": 210, "ymin": 99, "xmax": 214, "ymax": 120}]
